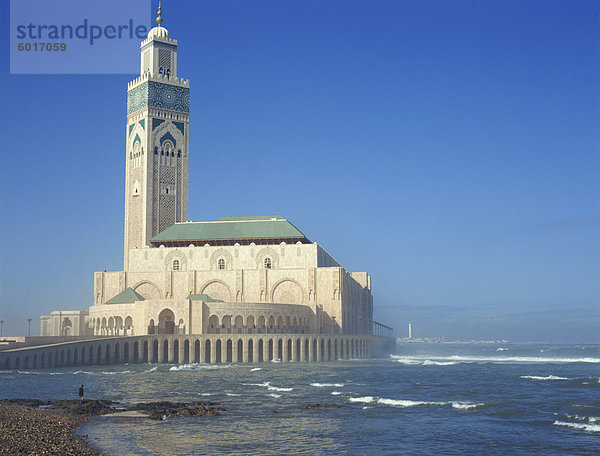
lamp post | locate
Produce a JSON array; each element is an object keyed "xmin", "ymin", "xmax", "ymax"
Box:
[{"xmin": 27, "ymin": 318, "xmax": 32, "ymax": 337}]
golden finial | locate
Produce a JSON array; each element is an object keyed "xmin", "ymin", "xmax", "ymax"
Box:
[{"xmin": 156, "ymin": 2, "xmax": 163, "ymax": 27}]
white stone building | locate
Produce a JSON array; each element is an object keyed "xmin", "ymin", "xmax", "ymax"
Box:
[
  {"xmin": 41, "ymin": 16, "xmax": 374, "ymax": 339},
  {"xmin": 40, "ymin": 311, "xmax": 89, "ymax": 337}
]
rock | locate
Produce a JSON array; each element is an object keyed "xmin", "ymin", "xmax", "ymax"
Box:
[
  {"xmin": 303, "ymin": 403, "xmax": 342, "ymax": 409},
  {"xmin": 303, "ymin": 403, "xmax": 321, "ymax": 409}
]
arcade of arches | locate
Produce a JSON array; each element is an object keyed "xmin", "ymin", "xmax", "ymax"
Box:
[{"xmin": 0, "ymin": 334, "xmax": 375, "ymax": 370}]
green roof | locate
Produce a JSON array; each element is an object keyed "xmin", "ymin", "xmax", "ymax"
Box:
[
  {"xmin": 106, "ymin": 288, "xmax": 145, "ymax": 304},
  {"xmin": 187, "ymin": 294, "xmax": 224, "ymax": 302},
  {"xmin": 150, "ymin": 216, "xmax": 307, "ymax": 243},
  {"xmin": 217, "ymin": 215, "xmax": 285, "ymax": 221}
]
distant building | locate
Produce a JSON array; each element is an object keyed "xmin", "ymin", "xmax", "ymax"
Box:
[
  {"xmin": 41, "ymin": 12, "xmax": 374, "ymax": 339},
  {"xmin": 40, "ymin": 311, "xmax": 89, "ymax": 336}
]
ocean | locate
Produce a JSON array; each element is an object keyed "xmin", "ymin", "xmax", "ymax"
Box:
[{"xmin": 1, "ymin": 343, "xmax": 599, "ymax": 455}]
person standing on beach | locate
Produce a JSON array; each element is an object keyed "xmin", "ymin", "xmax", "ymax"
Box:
[{"xmin": 79, "ymin": 385, "xmax": 84, "ymax": 404}]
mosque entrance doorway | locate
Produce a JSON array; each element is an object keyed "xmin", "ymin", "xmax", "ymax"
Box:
[{"xmin": 158, "ymin": 309, "xmax": 176, "ymax": 334}]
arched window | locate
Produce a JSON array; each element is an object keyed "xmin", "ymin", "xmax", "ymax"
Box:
[
  {"xmin": 264, "ymin": 257, "xmax": 272, "ymax": 269},
  {"xmin": 218, "ymin": 258, "xmax": 225, "ymax": 270},
  {"xmin": 172, "ymin": 259, "xmax": 180, "ymax": 270}
]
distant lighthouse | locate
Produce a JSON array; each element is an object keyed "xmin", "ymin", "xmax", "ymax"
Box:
[{"xmin": 408, "ymin": 322, "xmax": 412, "ymax": 339}]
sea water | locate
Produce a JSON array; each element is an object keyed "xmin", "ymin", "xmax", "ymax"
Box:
[{"xmin": 1, "ymin": 343, "xmax": 599, "ymax": 455}]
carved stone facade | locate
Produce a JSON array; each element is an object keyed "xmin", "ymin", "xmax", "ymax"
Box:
[
  {"xmin": 41, "ymin": 24, "xmax": 375, "ymax": 342},
  {"xmin": 123, "ymin": 25, "xmax": 189, "ymax": 268},
  {"xmin": 87, "ymin": 240, "xmax": 373, "ymax": 336}
]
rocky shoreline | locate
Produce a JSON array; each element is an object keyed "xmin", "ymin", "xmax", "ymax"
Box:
[{"xmin": 0, "ymin": 399, "xmax": 225, "ymax": 455}]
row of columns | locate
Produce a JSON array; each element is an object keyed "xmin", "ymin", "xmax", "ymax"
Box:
[{"xmin": 0, "ymin": 335, "xmax": 376, "ymax": 369}]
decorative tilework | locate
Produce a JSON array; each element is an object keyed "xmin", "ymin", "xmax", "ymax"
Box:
[
  {"xmin": 152, "ymin": 118, "xmax": 165, "ymax": 130},
  {"xmin": 141, "ymin": 41, "xmax": 177, "ymax": 52},
  {"xmin": 128, "ymin": 124, "xmax": 135, "ymax": 137},
  {"xmin": 160, "ymin": 131, "xmax": 177, "ymax": 147},
  {"xmin": 159, "ymin": 49, "xmax": 171, "ymax": 72},
  {"xmin": 139, "ymin": 119, "xmax": 145, "ymax": 130},
  {"xmin": 173, "ymin": 121, "xmax": 185, "ymax": 135},
  {"xmin": 143, "ymin": 50, "xmax": 150, "ymax": 73},
  {"xmin": 127, "ymin": 81, "xmax": 189, "ymax": 115}
]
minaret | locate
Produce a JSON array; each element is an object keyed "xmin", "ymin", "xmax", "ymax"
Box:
[
  {"xmin": 408, "ymin": 322, "xmax": 412, "ymax": 339},
  {"xmin": 124, "ymin": 3, "xmax": 190, "ymax": 269}
]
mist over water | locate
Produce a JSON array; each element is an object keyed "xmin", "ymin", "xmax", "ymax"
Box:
[{"xmin": 1, "ymin": 343, "xmax": 599, "ymax": 455}]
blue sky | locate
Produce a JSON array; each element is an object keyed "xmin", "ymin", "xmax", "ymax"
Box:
[{"xmin": 1, "ymin": 0, "xmax": 598, "ymax": 342}]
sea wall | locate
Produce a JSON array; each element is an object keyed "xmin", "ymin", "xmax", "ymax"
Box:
[{"xmin": 0, "ymin": 334, "xmax": 381, "ymax": 369}]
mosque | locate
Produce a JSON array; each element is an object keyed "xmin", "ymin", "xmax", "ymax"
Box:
[{"xmin": 40, "ymin": 7, "xmax": 376, "ymax": 343}]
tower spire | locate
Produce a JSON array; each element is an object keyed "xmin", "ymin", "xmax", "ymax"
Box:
[{"xmin": 156, "ymin": 2, "xmax": 163, "ymax": 27}]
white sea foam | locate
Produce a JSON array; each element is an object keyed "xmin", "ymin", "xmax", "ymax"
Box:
[
  {"xmin": 48, "ymin": 372, "xmax": 65, "ymax": 375},
  {"xmin": 378, "ymin": 398, "xmax": 440, "ymax": 407},
  {"xmin": 350, "ymin": 395, "xmax": 483, "ymax": 410},
  {"xmin": 250, "ymin": 367, "xmax": 262, "ymax": 372},
  {"xmin": 143, "ymin": 366, "xmax": 158, "ymax": 373},
  {"xmin": 268, "ymin": 393, "xmax": 282, "ymax": 398},
  {"xmin": 242, "ymin": 382, "xmax": 268, "ymax": 387},
  {"xmin": 242, "ymin": 381, "xmax": 292, "ymax": 392},
  {"xmin": 422, "ymin": 360, "xmax": 458, "ymax": 366},
  {"xmin": 16, "ymin": 371, "xmax": 38, "ymax": 375},
  {"xmin": 268, "ymin": 384, "xmax": 292, "ymax": 392},
  {"xmin": 349, "ymin": 396, "xmax": 375, "ymax": 403},
  {"xmin": 496, "ymin": 348, "xmax": 508, "ymax": 351},
  {"xmin": 169, "ymin": 363, "xmax": 232, "ymax": 371},
  {"xmin": 101, "ymin": 370, "xmax": 131, "ymax": 375},
  {"xmin": 451, "ymin": 402, "xmax": 484, "ymax": 410},
  {"xmin": 310, "ymin": 383, "xmax": 344, "ymax": 387},
  {"xmin": 271, "ymin": 358, "xmax": 281, "ymax": 363},
  {"xmin": 72, "ymin": 370, "xmax": 94, "ymax": 375},
  {"xmin": 390, "ymin": 354, "xmax": 600, "ymax": 365},
  {"xmin": 565, "ymin": 414, "xmax": 600, "ymax": 423},
  {"xmin": 331, "ymin": 391, "xmax": 344, "ymax": 395},
  {"xmin": 521, "ymin": 375, "xmax": 569, "ymax": 381},
  {"xmin": 553, "ymin": 421, "xmax": 600, "ymax": 433},
  {"xmin": 392, "ymin": 357, "xmax": 459, "ymax": 366},
  {"xmin": 225, "ymin": 393, "xmax": 241, "ymax": 396}
]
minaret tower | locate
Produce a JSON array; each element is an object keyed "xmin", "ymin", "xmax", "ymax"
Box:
[{"xmin": 124, "ymin": 3, "xmax": 190, "ymax": 269}]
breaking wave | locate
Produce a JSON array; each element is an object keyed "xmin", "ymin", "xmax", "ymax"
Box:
[
  {"xmin": 169, "ymin": 363, "xmax": 232, "ymax": 371},
  {"xmin": 565, "ymin": 414, "xmax": 599, "ymax": 423},
  {"xmin": 349, "ymin": 396, "xmax": 375, "ymax": 403},
  {"xmin": 422, "ymin": 360, "xmax": 458, "ymax": 366},
  {"xmin": 143, "ymin": 366, "xmax": 158, "ymax": 373},
  {"xmin": 242, "ymin": 381, "xmax": 293, "ymax": 392},
  {"xmin": 521, "ymin": 375, "xmax": 570, "ymax": 381},
  {"xmin": 553, "ymin": 421, "xmax": 600, "ymax": 433},
  {"xmin": 390, "ymin": 354, "xmax": 600, "ymax": 365},
  {"xmin": 250, "ymin": 368, "xmax": 262, "ymax": 372},
  {"xmin": 310, "ymin": 383, "xmax": 344, "ymax": 387},
  {"xmin": 268, "ymin": 393, "xmax": 281, "ymax": 398},
  {"xmin": 331, "ymin": 391, "xmax": 344, "ymax": 396},
  {"xmin": 349, "ymin": 395, "xmax": 483, "ymax": 410}
]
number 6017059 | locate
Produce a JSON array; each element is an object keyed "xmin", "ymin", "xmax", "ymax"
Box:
[{"xmin": 18, "ymin": 42, "xmax": 67, "ymax": 51}]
